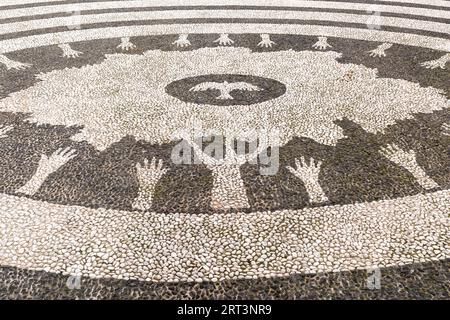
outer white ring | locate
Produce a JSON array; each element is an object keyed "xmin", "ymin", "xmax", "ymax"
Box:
[
  {"xmin": 0, "ymin": 24, "xmax": 449, "ymax": 54},
  {"xmin": 0, "ymin": 19, "xmax": 448, "ymax": 283},
  {"xmin": 0, "ymin": 190, "xmax": 448, "ymax": 282}
]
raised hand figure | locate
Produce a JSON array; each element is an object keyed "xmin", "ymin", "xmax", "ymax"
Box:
[
  {"xmin": 117, "ymin": 37, "xmax": 136, "ymax": 51},
  {"xmin": 0, "ymin": 55, "xmax": 32, "ymax": 70},
  {"xmin": 379, "ymin": 144, "xmax": 439, "ymax": 190},
  {"xmin": 0, "ymin": 125, "xmax": 13, "ymax": 139},
  {"xmin": 173, "ymin": 34, "xmax": 191, "ymax": 47},
  {"xmin": 258, "ymin": 34, "xmax": 276, "ymax": 48},
  {"xmin": 367, "ymin": 43, "xmax": 393, "ymax": 57},
  {"xmin": 214, "ymin": 34, "xmax": 234, "ymax": 46},
  {"xmin": 420, "ymin": 53, "xmax": 450, "ymax": 70},
  {"xmin": 132, "ymin": 158, "xmax": 168, "ymax": 211},
  {"xmin": 176, "ymin": 130, "xmax": 272, "ymax": 210},
  {"xmin": 286, "ymin": 157, "xmax": 328, "ymax": 204},
  {"xmin": 16, "ymin": 147, "xmax": 77, "ymax": 196},
  {"xmin": 58, "ymin": 43, "xmax": 83, "ymax": 58},
  {"xmin": 312, "ymin": 37, "xmax": 332, "ymax": 50}
]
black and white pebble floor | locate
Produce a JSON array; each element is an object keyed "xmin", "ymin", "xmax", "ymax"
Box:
[{"xmin": 0, "ymin": 0, "xmax": 448, "ymax": 299}]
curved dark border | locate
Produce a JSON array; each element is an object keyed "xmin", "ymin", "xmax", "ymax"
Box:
[{"xmin": 1, "ymin": 259, "xmax": 448, "ymax": 299}]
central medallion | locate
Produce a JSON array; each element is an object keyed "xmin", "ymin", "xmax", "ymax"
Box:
[{"xmin": 165, "ymin": 74, "xmax": 287, "ymax": 106}]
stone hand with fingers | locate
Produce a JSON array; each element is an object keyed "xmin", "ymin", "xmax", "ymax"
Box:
[
  {"xmin": 0, "ymin": 55, "xmax": 32, "ymax": 70},
  {"xmin": 132, "ymin": 158, "xmax": 169, "ymax": 211},
  {"xmin": 173, "ymin": 34, "xmax": 191, "ymax": 47},
  {"xmin": 312, "ymin": 37, "xmax": 332, "ymax": 50},
  {"xmin": 286, "ymin": 157, "xmax": 329, "ymax": 204},
  {"xmin": 257, "ymin": 34, "xmax": 276, "ymax": 48},
  {"xmin": 117, "ymin": 37, "xmax": 136, "ymax": 51},
  {"xmin": 379, "ymin": 144, "xmax": 439, "ymax": 190},
  {"xmin": 214, "ymin": 34, "xmax": 234, "ymax": 46},
  {"xmin": 38, "ymin": 147, "xmax": 78, "ymax": 175},
  {"xmin": 368, "ymin": 43, "xmax": 392, "ymax": 57},
  {"xmin": 16, "ymin": 147, "xmax": 78, "ymax": 196},
  {"xmin": 0, "ymin": 125, "xmax": 13, "ymax": 139},
  {"xmin": 420, "ymin": 53, "xmax": 450, "ymax": 70},
  {"xmin": 58, "ymin": 44, "xmax": 83, "ymax": 58}
]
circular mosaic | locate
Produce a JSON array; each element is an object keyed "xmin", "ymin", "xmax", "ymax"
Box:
[{"xmin": 0, "ymin": 0, "xmax": 449, "ymax": 299}]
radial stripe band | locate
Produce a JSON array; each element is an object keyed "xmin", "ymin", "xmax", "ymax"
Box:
[
  {"xmin": 2, "ymin": 8, "xmax": 450, "ymax": 27},
  {"xmin": 2, "ymin": 0, "xmax": 450, "ymax": 10},
  {"xmin": 1, "ymin": 1, "xmax": 449, "ymax": 20},
  {"xmin": 0, "ymin": 11, "xmax": 448, "ymax": 38},
  {"xmin": 0, "ymin": 23, "xmax": 449, "ymax": 54}
]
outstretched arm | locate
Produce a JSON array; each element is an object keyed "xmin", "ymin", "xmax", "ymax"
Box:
[
  {"xmin": 420, "ymin": 53, "xmax": 450, "ymax": 70},
  {"xmin": 132, "ymin": 158, "xmax": 168, "ymax": 211},
  {"xmin": 286, "ymin": 157, "xmax": 328, "ymax": 204},
  {"xmin": 16, "ymin": 147, "xmax": 77, "ymax": 196},
  {"xmin": 379, "ymin": 144, "xmax": 439, "ymax": 190},
  {"xmin": 0, "ymin": 55, "xmax": 32, "ymax": 70}
]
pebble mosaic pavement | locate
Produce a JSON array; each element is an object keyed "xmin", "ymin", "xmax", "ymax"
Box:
[{"xmin": 0, "ymin": 0, "xmax": 449, "ymax": 300}]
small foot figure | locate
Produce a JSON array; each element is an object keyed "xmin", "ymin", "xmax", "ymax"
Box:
[
  {"xmin": 367, "ymin": 43, "xmax": 393, "ymax": 57},
  {"xmin": 312, "ymin": 37, "xmax": 332, "ymax": 50},
  {"xmin": 420, "ymin": 53, "xmax": 450, "ymax": 70},
  {"xmin": 257, "ymin": 34, "xmax": 275, "ymax": 48},
  {"xmin": 58, "ymin": 43, "xmax": 83, "ymax": 58},
  {"xmin": 173, "ymin": 34, "xmax": 191, "ymax": 47},
  {"xmin": 214, "ymin": 34, "xmax": 234, "ymax": 46},
  {"xmin": 117, "ymin": 37, "xmax": 136, "ymax": 51}
]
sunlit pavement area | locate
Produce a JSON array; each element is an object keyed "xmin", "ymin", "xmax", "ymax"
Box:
[{"xmin": 0, "ymin": 0, "xmax": 449, "ymax": 299}]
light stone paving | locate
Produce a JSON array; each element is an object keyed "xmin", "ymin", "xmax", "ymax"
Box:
[
  {"xmin": 0, "ymin": 191, "xmax": 448, "ymax": 282},
  {"xmin": 1, "ymin": 1, "xmax": 449, "ymax": 20},
  {"xmin": 1, "ymin": 48, "xmax": 447, "ymax": 150},
  {"xmin": 1, "ymin": 11, "xmax": 449, "ymax": 35},
  {"xmin": 0, "ymin": 0, "xmax": 448, "ymax": 289}
]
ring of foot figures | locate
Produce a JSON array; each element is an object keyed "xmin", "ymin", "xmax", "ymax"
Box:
[{"xmin": 0, "ymin": 0, "xmax": 448, "ymax": 299}]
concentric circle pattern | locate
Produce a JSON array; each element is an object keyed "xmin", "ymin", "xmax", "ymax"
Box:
[{"xmin": 0, "ymin": 0, "xmax": 449, "ymax": 299}]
